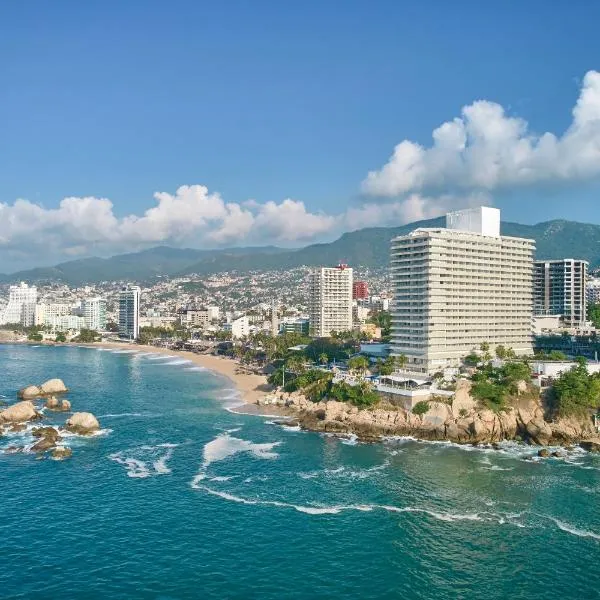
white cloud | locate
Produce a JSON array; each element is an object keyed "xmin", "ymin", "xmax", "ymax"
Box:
[
  {"xmin": 0, "ymin": 181, "xmax": 482, "ymax": 270},
  {"xmin": 362, "ymin": 70, "xmax": 600, "ymax": 196}
]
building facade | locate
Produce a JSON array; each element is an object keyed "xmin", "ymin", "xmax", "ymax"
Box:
[
  {"xmin": 352, "ymin": 280, "xmax": 369, "ymax": 300},
  {"xmin": 82, "ymin": 298, "xmax": 107, "ymax": 331},
  {"xmin": 587, "ymin": 277, "xmax": 600, "ymax": 305},
  {"xmin": 390, "ymin": 207, "xmax": 535, "ymax": 374},
  {"xmin": 280, "ymin": 317, "xmax": 310, "ymax": 336},
  {"xmin": 1, "ymin": 283, "xmax": 38, "ymax": 326},
  {"xmin": 533, "ymin": 259, "xmax": 588, "ymax": 327},
  {"xmin": 309, "ymin": 264, "xmax": 353, "ymax": 337},
  {"xmin": 223, "ymin": 315, "xmax": 250, "ymax": 339},
  {"xmin": 118, "ymin": 285, "xmax": 141, "ymax": 340},
  {"xmin": 34, "ymin": 303, "xmax": 71, "ymax": 327}
]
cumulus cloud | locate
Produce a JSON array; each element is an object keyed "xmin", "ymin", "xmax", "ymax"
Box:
[
  {"xmin": 0, "ymin": 181, "xmax": 480, "ymax": 270},
  {"xmin": 362, "ymin": 70, "xmax": 600, "ymax": 196}
]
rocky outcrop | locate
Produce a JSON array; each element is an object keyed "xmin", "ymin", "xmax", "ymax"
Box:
[
  {"xmin": 40, "ymin": 379, "xmax": 68, "ymax": 395},
  {"xmin": 18, "ymin": 385, "xmax": 42, "ymax": 399},
  {"xmin": 51, "ymin": 447, "xmax": 72, "ymax": 460},
  {"xmin": 31, "ymin": 427, "xmax": 61, "ymax": 453},
  {"xmin": 45, "ymin": 397, "xmax": 71, "ymax": 411},
  {"xmin": 580, "ymin": 440, "xmax": 600, "ymax": 453},
  {"xmin": 0, "ymin": 401, "xmax": 38, "ymax": 423},
  {"xmin": 65, "ymin": 412, "xmax": 100, "ymax": 435},
  {"xmin": 259, "ymin": 386, "xmax": 599, "ymax": 449}
]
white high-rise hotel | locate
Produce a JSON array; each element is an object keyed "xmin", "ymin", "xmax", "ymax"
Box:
[
  {"xmin": 119, "ymin": 285, "xmax": 141, "ymax": 340},
  {"xmin": 390, "ymin": 207, "xmax": 535, "ymax": 374},
  {"xmin": 82, "ymin": 297, "xmax": 107, "ymax": 331},
  {"xmin": 1, "ymin": 282, "xmax": 38, "ymax": 326},
  {"xmin": 309, "ymin": 264, "xmax": 353, "ymax": 337}
]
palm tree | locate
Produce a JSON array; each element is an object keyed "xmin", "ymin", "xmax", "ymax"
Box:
[
  {"xmin": 395, "ymin": 354, "xmax": 408, "ymax": 370},
  {"xmin": 319, "ymin": 353, "xmax": 328, "ymax": 366}
]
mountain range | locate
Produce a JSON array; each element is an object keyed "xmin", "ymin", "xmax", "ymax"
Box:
[{"xmin": 2, "ymin": 217, "xmax": 600, "ymax": 285}]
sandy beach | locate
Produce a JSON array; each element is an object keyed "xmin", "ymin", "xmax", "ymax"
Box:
[{"xmin": 90, "ymin": 341, "xmax": 273, "ymax": 407}]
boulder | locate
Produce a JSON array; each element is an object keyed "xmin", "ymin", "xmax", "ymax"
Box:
[
  {"xmin": 9, "ymin": 423, "xmax": 27, "ymax": 432},
  {"xmin": 18, "ymin": 385, "xmax": 42, "ymax": 399},
  {"xmin": 0, "ymin": 401, "xmax": 37, "ymax": 423},
  {"xmin": 40, "ymin": 379, "xmax": 68, "ymax": 395},
  {"xmin": 45, "ymin": 396, "xmax": 60, "ymax": 409},
  {"xmin": 451, "ymin": 379, "xmax": 477, "ymax": 418},
  {"xmin": 526, "ymin": 418, "xmax": 553, "ymax": 445},
  {"xmin": 580, "ymin": 441, "xmax": 600, "ymax": 453},
  {"xmin": 51, "ymin": 447, "xmax": 72, "ymax": 460},
  {"xmin": 31, "ymin": 427, "xmax": 62, "ymax": 453},
  {"xmin": 538, "ymin": 448, "xmax": 550, "ymax": 458},
  {"xmin": 60, "ymin": 399, "xmax": 71, "ymax": 411},
  {"xmin": 65, "ymin": 412, "xmax": 100, "ymax": 435}
]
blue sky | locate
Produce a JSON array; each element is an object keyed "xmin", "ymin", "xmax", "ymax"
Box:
[{"xmin": 2, "ymin": 0, "xmax": 600, "ymax": 270}]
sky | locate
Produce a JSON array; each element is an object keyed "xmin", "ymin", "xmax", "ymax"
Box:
[{"xmin": 2, "ymin": 0, "xmax": 600, "ymax": 271}]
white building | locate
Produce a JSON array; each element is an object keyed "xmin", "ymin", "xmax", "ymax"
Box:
[
  {"xmin": 119, "ymin": 285, "xmax": 141, "ymax": 340},
  {"xmin": 533, "ymin": 259, "xmax": 588, "ymax": 327},
  {"xmin": 309, "ymin": 264, "xmax": 353, "ymax": 337},
  {"xmin": 223, "ymin": 315, "xmax": 250, "ymax": 339},
  {"xmin": 586, "ymin": 277, "xmax": 600, "ymax": 305},
  {"xmin": 82, "ymin": 297, "xmax": 107, "ymax": 331},
  {"xmin": 1, "ymin": 283, "xmax": 38, "ymax": 326},
  {"xmin": 390, "ymin": 207, "xmax": 535, "ymax": 374},
  {"xmin": 47, "ymin": 315, "xmax": 86, "ymax": 332},
  {"xmin": 34, "ymin": 303, "xmax": 71, "ymax": 327}
]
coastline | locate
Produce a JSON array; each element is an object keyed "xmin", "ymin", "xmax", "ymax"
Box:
[{"xmin": 85, "ymin": 342, "xmax": 273, "ymax": 407}]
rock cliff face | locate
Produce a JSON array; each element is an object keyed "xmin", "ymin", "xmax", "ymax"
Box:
[{"xmin": 260, "ymin": 381, "xmax": 598, "ymax": 447}]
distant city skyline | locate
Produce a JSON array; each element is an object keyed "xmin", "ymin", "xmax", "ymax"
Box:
[{"xmin": 2, "ymin": 1, "xmax": 600, "ymax": 270}]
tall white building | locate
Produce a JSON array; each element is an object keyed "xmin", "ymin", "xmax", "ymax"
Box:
[
  {"xmin": 1, "ymin": 282, "xmax": 38, "ymax": 326},
  {"xmin": 119, "ymin": 286, "xmax": 141, "ymax": 340},
  {"xmin": 533, "ymin": 259, "xmax": 588, "ymax": 327},
  {"xmin": 82, "ymin": 297, "xmax": 107, "ymax": 331},
  {"xmin": 309, "ymin": 264, "xmax": 353, "ymax": 337},
  {"xmin": 390, "ymin": 207, "xmax": 535, "ymax": 374}
]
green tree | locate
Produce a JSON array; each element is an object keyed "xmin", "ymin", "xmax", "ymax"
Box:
[
  {"xmin": 55, "ymin": 332, "xmax": 67, "ymax": 343},
  {"xmin": 588, "ymin": 302, "xmax": 600, "ymax": 329},
  {"xmin": 74, "ymin": 328, "xmax": 100, "ymax": 343},
  {"xmin": 348, "ymin": 355, "xmax": 370, "ymax": 375},
  {"xmin": 480, "ymin": 341, "xmax": 490, "ymax": 353},
  {"xmin": 395, "ymin": 354, "xmax": 408, "ymax": 370},
  {"xmin": 551, "ymin": 358, "xmax": 600, "ymax": 417},
  {"xmin": 27, "ymin": 331, "xmax": 43, "ymax": 342},
  {"xmin": 495, "ymin": 345, "xmax": 507, "ymax": 359},
  {"xmin": 318, "ymin": 353, "xmax": 328, "ymax": 366}
]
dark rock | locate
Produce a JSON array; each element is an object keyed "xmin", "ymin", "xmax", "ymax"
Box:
[
  {"xmin": 51, "ymin": 447, "xmax": 72, "ymax": 460},
  {"xmin": 580, "ymin": 441, "xmax": 600, "ymax": 453},
  {"xmin": 314, "ymin": 409, "xmax": 326, "ymax": 421},
  {"xmin": 538, "ymin": 448, "xmax": 550, "ymax": 457}
]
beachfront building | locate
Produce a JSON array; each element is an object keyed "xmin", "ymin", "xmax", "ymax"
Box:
[
  {"xmin": 309, "ymin": 264, "xmax": 353, "ymax": 337},
  {"xmin": 0, "ymin": 282, "xmax": 38, "ymax": 327},
  {"xmin": 280, "ymin": 317, "xmax": 310, "ymax": 336},
  {"xmin": 390, "ymin": 206, "xmax": 535, "ymax": 374},
  {"xmin": 47, "ymin": 315, "xmax": 86, "ymax": 332},
  {"xmin": 34, "ymin": 303, "xmax": 71, "ymax": 327},
  {"xmin": 82, "ymin": 297, "xmax": 107, "ymax": 331},
  {"xmin": 119, "ymin": 285, "xmax": 141, "ymax": 340},
  {"xmin": 179, "ymin": 305, "xmax": 219, "ymax": 328},
  {"xmin": 533, "ymin": 259, "xmax": 588, "ymax": 327},
  {"xmin": 223, "ymin": 315, "xmax": 250, "ymax": 339}
]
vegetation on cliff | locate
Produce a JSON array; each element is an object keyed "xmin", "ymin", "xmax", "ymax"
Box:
[
  {"xmin": 549, "ymin": 358, "xmax": 600, "ymax": 417},
  {"xmin": 470, "ymin": 361, "xmax": 532, "ymax": 412}
]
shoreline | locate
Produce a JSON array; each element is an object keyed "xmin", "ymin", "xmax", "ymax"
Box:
[{"xmin": 83, "ymin": 342, "xmax": 273, "ymax": 407}]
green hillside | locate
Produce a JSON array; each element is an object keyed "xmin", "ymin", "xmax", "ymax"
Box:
[{"xmin": 2, "ymin": 218, "xmax": 600, "ymax": 285}]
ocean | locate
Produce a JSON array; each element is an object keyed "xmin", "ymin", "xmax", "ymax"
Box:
[{"xmin": 0, "ymin": 344, "xmax": 599, "ymax": 600}]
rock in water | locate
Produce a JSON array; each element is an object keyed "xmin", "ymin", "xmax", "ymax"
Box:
[
  {"xmin": 51, "ymin": 447, "xmax": 72, "ymax": 460},
  {"xmin": 65, "ymin": 412, "xmax": 100, "ymax": 435},
  {"xmin": 31, "ymin": 427, "xmax": 62, "ymax": 453},
  {"xmin": 538, "ymin": 448, "xmax": 550, "ymax": 458},
  {"xmin": 40, "ymin": 379, "xmax": 68, "ymax": 395},
  {"xmin": 0, "ymin": 401, "xmax": 38, "ymax": 423},
  {"xmin": 60, "ymin": 399, "xmax": 71, "ymax": 411},
  {"xmin": 18, "ymin": 385, "xmax": 42, "ymax": 399},
  {"xmin": 580, "ymin": 441, "xmax": 600, "ymax": 453},
  {"xmin": 46, "ymin": 396, "xmax": 60, "ymax": 409}
]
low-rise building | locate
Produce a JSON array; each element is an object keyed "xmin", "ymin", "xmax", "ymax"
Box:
[{"xmin": 223, "ymin": 315, "xmax": 250, "ymax": 339}]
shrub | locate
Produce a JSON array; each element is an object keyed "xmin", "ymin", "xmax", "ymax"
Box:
[{"xmin": 412, "ymin": 401, "xmax": 430, "ymax": 416}]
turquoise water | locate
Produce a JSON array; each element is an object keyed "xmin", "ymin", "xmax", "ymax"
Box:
[{"xmin": 1, "ymin": 345, "xmax": 599, "ymax": 600}]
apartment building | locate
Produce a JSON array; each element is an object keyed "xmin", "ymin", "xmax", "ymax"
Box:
[
  {"xmin": 223, "ymin": 315, "xmax": 250, "ymax": 339},
  {"xmin": 309, "ymin": 264, "xmax": 353, "ymax": 337},
  {"xmin": 390, "ymin": 206, "xmax": 535, "ymax": 374},
  {"xmin": 82, "ymin": 297, "xmax": 107, "ymax": 331},
  {"xmin": 1, "ymin": 282, "xmax": 38, "ymax": 326},
  {"xmin": 533, "ymin": 259, "xmax": 588, "ymax": 327},
  {"xmin": 119, "ymin": 285, "xmax": 141, "ymax": 340},
  {"xmin": 34, "ymin": 303, "xmax": 71, "ymax": 327}
]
